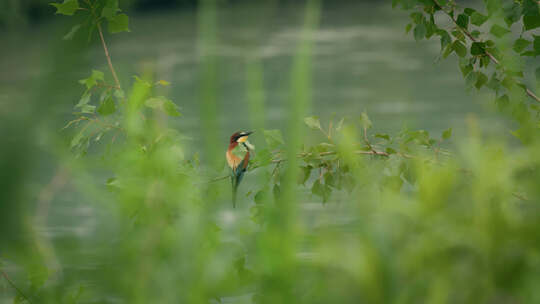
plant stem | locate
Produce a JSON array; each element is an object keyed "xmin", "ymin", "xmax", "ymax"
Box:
[
  {"xmin": 1, "ymin": 270, "xmax": 32, "ymax": 303},
  {"xmin": 97, "ymin": 22, "xmax": 121, "ymax": 90}
]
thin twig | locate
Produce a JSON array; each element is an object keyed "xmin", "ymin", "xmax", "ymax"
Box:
[
  {"xmin": 97, "ymin": 22, "xmax": 121, "ymax": 90},
  {"xmin": 207, "ymin": 175, "xmax": 230, "ymax": 183},
  {"xmin": 1, "ymin": 271, "xmax": 32, "ymax": 303},
  {"xmin": 433, "ymin": 0, "xmax": 540, "ymax": 103},
  {"xmin": 512, "ymin": 192, "xmax": 529, "ymax": 201}
]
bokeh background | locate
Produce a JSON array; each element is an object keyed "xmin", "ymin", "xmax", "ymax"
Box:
[{"xmin": 2, "ymin": 0, "xmax": 539, "ymax": 303}]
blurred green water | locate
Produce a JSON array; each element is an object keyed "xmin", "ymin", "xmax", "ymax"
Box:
[{"xmin": 0, "ymin": 2, "xmax": 508, "ymax": 141}]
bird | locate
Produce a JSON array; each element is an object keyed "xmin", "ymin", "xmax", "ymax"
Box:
[{"xmin": 226, "ymin": 131, "xmax": 254, "ymax": 208}]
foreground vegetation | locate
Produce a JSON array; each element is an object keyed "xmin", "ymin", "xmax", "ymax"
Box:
[{"xmin": 1, "ymin": 0, "xmax": 540, "ymax": 303}]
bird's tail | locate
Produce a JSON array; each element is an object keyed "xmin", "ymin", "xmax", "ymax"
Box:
[{"xmin": 231, "ymin": 175, "xmax": 238, "ymax": 208}]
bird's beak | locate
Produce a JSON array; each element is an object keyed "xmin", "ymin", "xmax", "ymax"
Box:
[{"xmin": 237, "ymin": 131, "xmax": 253, "ymax": 143}]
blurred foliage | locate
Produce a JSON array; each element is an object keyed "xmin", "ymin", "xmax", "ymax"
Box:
[{"xmin": 1, "ymin": 0, "xmax": 540, "ymax": 303}]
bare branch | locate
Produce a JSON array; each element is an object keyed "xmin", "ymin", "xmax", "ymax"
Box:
[{"xmin": 97, "ymin": 22, "xmax": 121, "ymax": 90}]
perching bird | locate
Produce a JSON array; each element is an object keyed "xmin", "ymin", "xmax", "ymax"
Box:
[{"xmin": 226, "ymin": 131, "xmax": 254, "ymax": 208}]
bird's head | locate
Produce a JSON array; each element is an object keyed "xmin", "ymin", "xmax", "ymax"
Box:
[{"xmin": 230, "ymin": 131, "xmax": 253, "ymax": 144}]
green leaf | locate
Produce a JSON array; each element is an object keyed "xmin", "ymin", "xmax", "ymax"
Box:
[
  {"xmin": 157, "ymin": 80, "xmax": 170, "ymax": 86},
  {"xmin": 453, "ymin": 41, "xmax": 467, "ymax": 57},
  {"xmin": 523, "ymin": 0, "xmax": 540, "ymax": 15},
  {"xmin": 101, "ymin": 0, "xmax": 120, "ymax": 19},
  {"xmin": 501, "ymin": 77, "xmax": 516, "ymax": 90},
  {"xmin": 524, "ymin": 15, "xmax": 540, "ymax": 31},
  {"xmin": 386, "ymin": 147, "xmax": 397, "ymax": 154},
  {"xmin": 335, "ymin": 118, "xmax": 345, "ymax": 131},
  {"xmin": 80, "ymin": 104, "xmax": 96, "ymax": 114},
  {"xmin": 133, "ymin": 76, "xmax": 151, "ymax": 88},
  {"xmin": 513, "ymin": 38, "xmax": 531, "ymax": 53},
  {"xmin": 405, "ymin": 23, "xmax": 413, "ymax": 33},
  {"xmin": 79, "ymin": 70, "xmax": 104, "ymax": 89},
  {"xmin": 375, "ymin": 133, "xmax": 390, "ymax": 141},
  {"xmin": 414, "ymin": 23, "xmax": 426, "ymax": 41},
  {"xmin": 503, "ymin": 2, "xmax": 522, "ymax": 26},
  {"xmin": 299, "ymin": 166, "xmax": 312, "ymax": 185},
  {"xmin": 534, "ymin": 35, "xmax": 540, "ymax": 55},
  {"xmin": 496, "ymin": 95, "xmax": 509, "ymax": 110},
  {"xmin": 480, "ymin": 56, "xmax": 490, "ymax": 68},
  {"xmin": 263, "ymin": 129, "xmax": 284, "ymax": 149},
  {"xmin": 521, "ymin": 51, "xmax": 536, "ymax": 57},
  {"xmin": 63, "ymin": 24, "xmax": 81, "ymax": 40},
  {"xmin": 304, "ymin": 116, "xmax": 322, "ymax": 130},
  {"xmin": 487, "ymin": 75, "xmax": 501, "ymax": 91},
  {"xmin": 50, "ymin": 0, "xmax": 79, "ymax": 16},
  {"xmin": 252, "ymin": 148, "xmax": 271, "ymax": 167},
  {"xmin": 97, "ymin": 97, "xmax": 116, "ymax": 115},
  {"xmin": 76, "ymin": 92, "xmax": 91, "ymax": 108},
  {"xmin": 311, "ymin": 179, "xmax": 330, "ymax": 203},
  {"xmin": 108, "ymin": 13, "xmax": 130, "ymax": 34},
  {"xmin": 485, "ymin": 0, "xmax": 502, "ymax": 16},
  {"xmin": 442, "ymin": 128, "xmax": 452, "ymax": 140},
  {"xmin": 465, "ymin": 71, "xmax": 478, "ymax": 88},
  {"xmin": 459, "ymin": 63, "xmax": 473, "ymax": 77},
  {"xmin": 490, "ymin": 24, "xmax": 511, "ymax": 38},
  {"xmin": 464, "ymin": 8, "xmax": 476, "ymax": 16},
  {"xmin": 145, "ymin": 96, "xmax": 180, "ymax": 116},
  {"xmin": 254, "ymin": 190, "xmax": 269, "ymax": 205},
  {"xmin": 114, "ymin": 89, "xmax": 125, "ymax": 99},
  {"xmin": 471, "ymin": 12, "xmax": 488, "ymax": 26},
  {"xmin": 410, "ymin": 12, "xmax": 424, "ymax": 24},
  {"xmin": 438, "ymin": 29, "xmax": 452, "ymax": 49},
  {"xmin": 536, "ymin": 67, "xmax": 540, "ymax": 81},
  {"xmin": 442, "ymin": 44, "xmax": 453, "ymax": 58},
  {"xmin": 475, "ymin": 72, "xmax": 488, "ymax": 89},
  {"xmin": 456, "ymin": 14, "xmax": 469, "ymax": 29},
  {"xmin": 70, "ymin": 130, "xmax": 85, "ymax": 149},
  {"xmin": 470, "ymin": 42, "xmax": 485, "ymax": 56},
  {"xmin": 359, "ymin": 111, "xmax": 372, "ymax": 130},
  {"xmin": 163, "ymin": 99, "xmax": 181, "ymax": 116}
]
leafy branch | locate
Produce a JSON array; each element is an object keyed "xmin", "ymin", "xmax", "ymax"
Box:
[
  {"xmin": 432, "ymin": 0, "xmax": 540, "ymax": 103},
  {"xmin": 396, "ymin": 0, "xmax": 540, "ymax": 131}
]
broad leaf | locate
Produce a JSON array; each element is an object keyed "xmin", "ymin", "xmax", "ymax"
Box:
[
  {"xmin": 102, "ymin": 0, "xmax": 120, "ymax": 19},
  {"xmin": 452, "ymin": 41, "xmax": 467, "ymax": 57},
  {"xmin": 442, "ymin": 128, "xmax": 452, "ymax": 140},
  {"xmin": 456, "ymin": 14, "xmax": 469, "ymax": 29},
  {"xmin": 97, "ymin": 97, "xmax": 116, "ymax": 115},
  {"xmin": 490, "ymin": 24, "xmax": 510, "ymax": 38},
  {"xmin": 471, "ymin": 12, "xmax": 488, "ymax": 26},
  {"xmin": 108, "ymin": 13, "xmax": 130, "ymax": 33},
  {"xmin": 513, "ymin": 38, "xmax": 531, "ymax": 53},
  {"xmin": 524, "ymin": 16, "xmax": 540, "ymax": 31},
  {"xmin": 263, "ymin": 129, "xmax": 284, "ymax": 149},
  {"xmin": 79, "ymin": 70, "xmax": 104, "ymax": 89},
  {"xmin": 359, "ymin": 111, "xmax": 372, "ymax": 130},
  {"xmin": 304, "ymin": 116, "xmax": 322, "ymax": 130},
  {"xmin": 470, "ymin": 42, "xmax": 485, "ymax": 56},
  {"xmin": 50, "ymin": 0, "xmax": 79, "ymax": 16},
  {"xmin": 145, "ymin": 96, "xmax": 180, "ymax": 116},
  {"xmin": 414, "ymin": 23, "xmax": 426, "ymax": 41}
]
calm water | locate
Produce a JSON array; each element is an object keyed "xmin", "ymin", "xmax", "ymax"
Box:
[{"xmin": 0, "ymin": 1, "xmax": 508, "ymax": 301}]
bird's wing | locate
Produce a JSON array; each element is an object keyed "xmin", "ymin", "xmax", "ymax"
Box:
[{"xmin": 231, "ymin": 144, "xmax": 248, "ymax": 161}]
